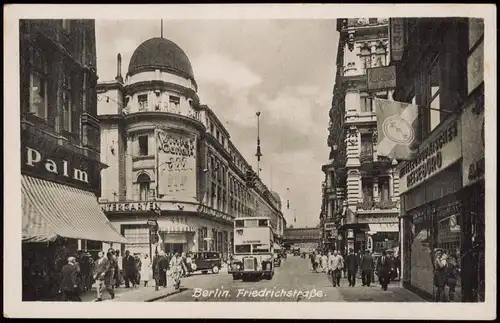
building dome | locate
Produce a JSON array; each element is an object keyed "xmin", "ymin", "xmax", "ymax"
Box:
[
  {"xmin": 127, "ymin": 37, "xmax": 195, "ymax": 81},
  {"xmin": 271, "ymin": 191, "xmax": 282, "ymax": 205}
]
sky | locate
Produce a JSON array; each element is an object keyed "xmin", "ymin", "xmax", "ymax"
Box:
[{"xmin": 95, "ymin": 19, "xmax": 339, "ymax": 228}]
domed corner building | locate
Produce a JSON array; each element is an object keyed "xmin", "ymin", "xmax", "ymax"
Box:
[{"xmin": 96, "ymin": 36, "xmax": 235, "ymax": 258}]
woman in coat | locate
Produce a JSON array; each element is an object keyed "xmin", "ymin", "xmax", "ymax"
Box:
[{"xmin": 140, "ymin": 254, "xmax": 153, "ymax": 287}]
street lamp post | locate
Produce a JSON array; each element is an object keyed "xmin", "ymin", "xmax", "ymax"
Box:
[{"xmin": 255, "ymin": 112, "xmax": 262, "ymax": 178}]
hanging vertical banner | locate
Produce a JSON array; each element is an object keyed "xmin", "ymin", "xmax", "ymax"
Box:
[
  {"xmin": 375, "ymin": 98, "xmax": 419, "ymax": 160},
  {"xmin": 389, "ymin": 18, "xmax": 405, "ymax": 63},
  {"xmin": 156, "ymin": 130, "xmax": 197, "ymax": 199}
]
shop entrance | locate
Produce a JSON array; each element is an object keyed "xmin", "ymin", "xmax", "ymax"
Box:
[{"xmin": 163, "ymin": 243, "xmax": 186, "ymax": 255}]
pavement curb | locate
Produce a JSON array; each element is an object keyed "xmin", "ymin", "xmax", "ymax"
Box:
[{"xmin": 144, "ymin": 288, "xmax": 182, "ymax": 302}]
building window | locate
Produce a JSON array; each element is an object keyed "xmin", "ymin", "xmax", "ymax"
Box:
[
  {"xmin": 221, "ymin": 136, "xmax": 225, "ymax": 147},
  {"xmin": 427, "ymin": 56, "xmax": 441, "ymax": 133},
  {"xmin": 211, "ymin": 183, "xmax": 217, "ymax": 207},
  {"xmin": 169, "ymin": 96, "xmax": 180, "ymax": 112},
  {"xmin": 137, "ymin": 173, "xmax": 151, "ymax": 201},
  {"xmin": 374, "ymin": 44, "xmax": 387, "ymax": 68},
  {"xmin": 217, "ymin": 231, "xmax": 223, "ymax": 254},
  {"xmin": 198, "ymin": 228, "xmax": 204, "ymax": 251},
  {"xmin": 360, "ymin": 96, "xmax": 373, "ymax": 112},
  {"xmin": 360, "ymin": 133, "xmax": 373, "ymax": 156},
  {"xmin": 29, "ymin": 48, "xmax": 48, "ymax": 119},
  {"xmin": 360, "ymin": 46, "xmax": 372, "ymax": 73},
  {"xmin": 210, "ymin": 124, "xmax": 214, "ymax": 135},
  {"xmin": 123, "ymin": 225, "xmax": 149, "ymax": 245},
  {"xmin": 202, "ymin": 227, "xmax": 208, "ymax": 251},
  {"xmin": 223, "ymin": 231, "xmax": 229, "ymax": 256},
  {"xmin": 138, "ymin": 135, "xmax": 149, "ymax": 156},
  {"xmin": 138, "ymin": 94, "xmax": 148, "ymax": 111},
  {"xmin": 216, "ymin": 130, "xmax": 220, "ymax": 141},
  {"xmin": 362, "ymin": 178, "xmax": 373, "ymax": 204},
  {"xmin": 378, "ymin": 177, "xmax": 390, "ymax": 202},
  {"xmin": 61, "ymin": 70, "xmax": 72, "ymax": 132},
  {"xmin": 212, "ymin": 229, "xmax": 218, "ymax": 252},
  {"xmin": 217, "ymin": 187, "xmax": 223, "ymax": 210}
]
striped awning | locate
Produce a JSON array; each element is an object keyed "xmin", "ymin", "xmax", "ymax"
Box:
[{"xmin": 22, "ymin": 175, "xmax": 127, "ymax": 244}]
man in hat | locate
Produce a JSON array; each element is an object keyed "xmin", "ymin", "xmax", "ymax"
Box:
[
  {"xmin": 344, "ymin": 248, "xmax": 359, "ymax": 287},
  {"xmin": 59, "ymin": 257, "xmax": 81, "ymax": 301},
  {"xmin": 376, "ymin": 250, "xmax": 391, "ymax": 291},
  {"xmin": 433, "ymin": 248, "xmax": 447, "ymax": 302},
  {"xmin": 360, "ymin": 250, "xmax": 375, "ymax": 287}
]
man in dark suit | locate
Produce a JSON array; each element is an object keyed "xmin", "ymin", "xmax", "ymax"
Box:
[
  {"xmin": 344, "ymin": 248, "xmax": 359, "ymax": 287},
  {"xmin": 360, "ymin": 250, "xmax": 374, "ymax": 287},
  {"xmin": 93, "ymin": 251, "xmax": 115, "ymax": 301},
  {"xmin": 122, "ymin": 250, "xmax": 137, "ymax": 288},
  {"xmin": 59, "ymin": 256, "xmax": 81, "ymax": 301},
  {"xmin": 376, "ymin": 250, "xmax": 391, "ymax": 291},
  {"xmin": 158, "ymin": 251, "xmax": 169, "ymax": 288}
]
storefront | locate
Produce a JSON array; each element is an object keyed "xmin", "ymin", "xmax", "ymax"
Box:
[
  {"xmin": 459, "ymin": 86, "xmax": 485, "ymax": 302},
  {"xmin": 101, "ymin": 200, "xmax": 234, "ymax": 258},
  {"xmin": 21, "ymin": 128, "xmax": 127, "ymax": 301},
  {"xmin": 400, "ymin": 114, "xmax": 462, "ymax": 301}
]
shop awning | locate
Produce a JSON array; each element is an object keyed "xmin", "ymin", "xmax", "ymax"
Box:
[
  {"xmin": 22, "ymin": 175, "xmax": 127, "ymax": 244},
  {"xmin": 368, "ymin": 223, "xmax": 399, "ymax": 233}
]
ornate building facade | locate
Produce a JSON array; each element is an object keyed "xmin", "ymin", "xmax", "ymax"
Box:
[
  {"xmin": 97, "ymin": 36, "xmax": 285, "ymax": 257},
  {"xmin": 322, "ymin": 18, "xmax": 400, "ymax": 254},
  {"xmin": 20, "ymin": 19, "xmax": 126, "ymax": 300}
]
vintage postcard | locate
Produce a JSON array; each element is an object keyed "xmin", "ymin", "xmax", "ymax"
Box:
[{"xmin": 3, "ymin": 3, "xmax": 496, "ymax": 320}]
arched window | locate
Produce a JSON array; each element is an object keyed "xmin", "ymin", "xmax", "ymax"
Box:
[
  {"xmin": 137, "ymin": 173, "xmax": 152, "ymax": 201},
  {"xmin": 359, "ymin": 44, "xmax": 372, "ymax": 73},
  {"xmin": 374, "ymin": 43, "xmax": 387, "ymax": 68}
]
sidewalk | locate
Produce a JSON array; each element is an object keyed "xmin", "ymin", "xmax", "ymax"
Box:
[
  {"xmin": 337, "ymin": 281, "xmax": 427, "ymax": 302},
  {"xmin": 79, "ymin": 273, "xmax": 181, "ymax": 302}
]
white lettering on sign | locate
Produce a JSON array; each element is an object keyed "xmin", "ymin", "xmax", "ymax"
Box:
[
  {"xmin": 399, "ymin": 119, "xmax": 461, "ymax": 193},
  {"xmin": 389, "ymin": 18, "xmax": 405, "ymax": 62},
  {"xmin": 157, "ymin": 131, "xmax": 197, "ymax": 197},
  {"xmin": 25, "ymin": 147, "xmax": 89, "ymax": 183},
  {"xmin": 197, "ymin": 204, "xmax": 232, "ymax": 222},
  {"xmin": 461, "ymin": 100, "xmax": 485, "ymax": 187},
  {"xmin": 101, "ymin": 202, "xmax": 161, "ymax": 212}
]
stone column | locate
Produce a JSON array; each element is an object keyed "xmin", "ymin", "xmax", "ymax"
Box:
[
  {"xmin": 392, "ymin": 167, "xmax": 400, "ymax": 202},
  {"xmin": 346, "ymin": 169, "xmax": 361, "ymax": 208},
  {"xmin": 389, "ymin": 172, "xmax": 394, "ymax": 199},
  {"xmin": 126, "ymin": 135, "xmax": 133, "ymax": 200}
]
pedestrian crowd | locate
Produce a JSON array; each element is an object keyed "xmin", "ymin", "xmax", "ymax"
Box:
[
  {"xmin": 58, "ymin": 248, "xmax": 199, "ymax": 302},
  {"xmin": 306, "ymin": 248, "xmax": 401, "ymax": 291}
]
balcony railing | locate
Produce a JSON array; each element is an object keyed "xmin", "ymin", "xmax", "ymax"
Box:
[{"xmin": 357, "ymin": 199, "xmax": 398, "ymax": 210}]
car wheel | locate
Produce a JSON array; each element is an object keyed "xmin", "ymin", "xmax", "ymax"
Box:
[{"xmin": 212, "ymin": 265, "xmax": 220, "ymax": 274}]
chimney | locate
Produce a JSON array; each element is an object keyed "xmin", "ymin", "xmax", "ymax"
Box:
[{"xmin": 115, "ymin": 53, "xmax": 123, "ymax": 83}]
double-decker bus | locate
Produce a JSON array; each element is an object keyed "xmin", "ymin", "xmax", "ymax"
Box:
[{"xmin": 229, "ymin": 216, "xmax": 275, "ymax": 281}]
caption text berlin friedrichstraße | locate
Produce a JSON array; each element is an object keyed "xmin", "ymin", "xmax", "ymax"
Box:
[{"xmin": 192, "ymin": 287, "xmax": 326, "ymax": 299}]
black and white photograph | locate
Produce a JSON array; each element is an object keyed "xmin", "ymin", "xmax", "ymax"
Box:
[{"xmin": 3, "ymin": 4, "xmax": 496, "ymax": 320}]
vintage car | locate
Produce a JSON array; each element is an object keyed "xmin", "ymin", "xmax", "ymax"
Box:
[{"xmin": 189, "ymin": 251, "xmax": 222, "ymax": 274}]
